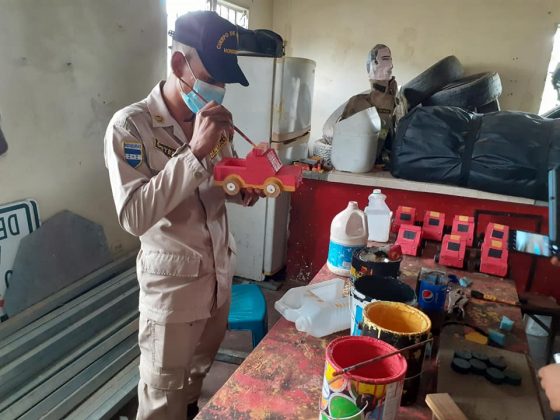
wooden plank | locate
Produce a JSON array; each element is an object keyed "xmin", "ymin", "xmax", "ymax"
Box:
[
  {"xmin": 0, "ymin": 286, "xmax": 138, "ymax": 398},
  {"xmin": 0, "ymin": 251, "xmax": 136, "ymax": 340},
  {"xmin": 0, "ymin": 314, "xmax": 138, "ymax": 416},
  {"xmin": 19, "ymin": 334, "xmax": 139, "ymax": 420},
  {"xmin": 426, "ymin": 393, "xmax": 468, "ymax": 420},
  {"xmin": 0, "ymin": 270, "xmax": 136, "ymax": 365},
  {"xmin": 67, "ymin": 356, "xmax": 140, "ymax": 420},
  {"xmin": 437, "ymin": 330, "xmax": 544, "ymax": 420}
]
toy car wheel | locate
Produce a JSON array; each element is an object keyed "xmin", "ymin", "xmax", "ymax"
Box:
[
  {"xmin": 223, "ymin": 177, "xmax": 241, "ymax": 196},
  {"xmin": 264, "ymin": 180, "xmax": 281, "ymax": 198}
]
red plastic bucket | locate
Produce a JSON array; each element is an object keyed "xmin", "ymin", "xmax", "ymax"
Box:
[{"xmin": 321, "ymin": 336, "xmax": 407, "ymax": 419}]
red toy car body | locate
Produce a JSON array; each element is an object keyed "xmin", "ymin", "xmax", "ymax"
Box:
[
  {"xmin": 422, "ymin": 210, "xmax": 445, "ymax": 241},
  {"xmin": 395, "ymin": 224, "xmax": 422, "ymax": 256},
  {"xmin": 483, "ymin": 223, "xmax": 509, "ymax": 247},
  {"xmin": 392, "ymin": 206, "xmax": 417, "ymax": 233},
  {"xmin": 214, "ymin": 144, "xmax": 303, "ymax": 198},
  {"xmin": 479, "ymin": 224, "xmax": 509, "ymax": 277},
  {"xmin": 451, "ymin": 215, "xmax": 475, "ymax": 247},
  {"xmin": 480, "ymin": 238, "xmax": 509, "ymax": 277},
  {"xmin": 438, "ymin": 234, "xmax": 467, "ymax": 269}
]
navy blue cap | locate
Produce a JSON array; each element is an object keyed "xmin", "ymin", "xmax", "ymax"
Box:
[{"xmin": 169, "ymin": 11, "xmax": 249, "ymax": 87}]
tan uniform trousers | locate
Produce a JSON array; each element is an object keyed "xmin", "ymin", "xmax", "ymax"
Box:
[{"xmin": 136, "ymin": 294, "xmax": 231, "ymax": 419}]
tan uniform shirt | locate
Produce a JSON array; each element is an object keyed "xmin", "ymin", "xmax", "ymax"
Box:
[
  {"xmin": 340, "ymin": 78, "xmax": 398, "ymax": 140},
  {"xmin": 104, "ymin": 82, "xmax": 236, "ymax": 323}
]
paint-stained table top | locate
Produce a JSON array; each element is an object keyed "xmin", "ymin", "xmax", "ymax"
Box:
[{"xmin": 198, "ymin": 254, "xmax": 530, "ymax": 419}]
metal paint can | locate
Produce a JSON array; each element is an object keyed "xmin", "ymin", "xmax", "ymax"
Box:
[
  {"xmin": 350, "ymin": 247, "xmax": 401, "ymax": 283},
  {"xmin": 361, "ymin": 301, "xmax": 431, "ymax": 406},
  {"xmin": 321, "ymin": 336, "xmax": 407, "ymax": 420},
  {"xmin": 350, "ymin": 276, "xmax": 417, "ymax": 336}
]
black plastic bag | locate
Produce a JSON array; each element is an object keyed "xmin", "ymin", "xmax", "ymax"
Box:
[{"xmin": 391, "ymin": 106, "xmax": 560, "ymax": 200}]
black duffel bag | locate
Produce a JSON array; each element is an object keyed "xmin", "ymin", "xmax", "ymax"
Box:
[
  {"xmin": 237, "ymin": 27, "xmax": 284, "ymax": 57},
  {"xmin": 390, "ymin": 106, "xmax": 560, "ymax": 200}
]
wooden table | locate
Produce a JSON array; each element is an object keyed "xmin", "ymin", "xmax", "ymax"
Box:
[{"xmin": 198, "ymin": 253, "xmax": 532, "ymax": 419}]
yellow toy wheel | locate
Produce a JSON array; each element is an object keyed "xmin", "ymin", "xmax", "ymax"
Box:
[
  {"xmin": 223, "ymin": 176, "xmax": 242, "ymax": 196},
  {"xmin": 263, "ymin": 179, "xmax": 282, "ymax": 198}
]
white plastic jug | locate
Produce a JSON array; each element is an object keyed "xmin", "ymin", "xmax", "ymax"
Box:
[
  {"xmin": 364, "ymin": 189, "xmax": 393, "ymax": 242},
  {"xmin": 327, "ymin": 201, "xmax": 368, "ymax": 276},
  {"xmin": 274, "ymin": 278, "xmax": 350, "ymax": 338},
  {"xmin": 331, "ymin": 107, "xmax": 382, "ymax": 173}
]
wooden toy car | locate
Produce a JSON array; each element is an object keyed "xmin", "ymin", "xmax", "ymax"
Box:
[
  {"xmin": 483, "ymin": 223, "xmax": 509, "ymax": 246},
  {"xmin": 395, "ymin": 224, "xmax": 422, "ymax": 256},
  {"xmin": 478, "ymin": 224, "xmax": 509, "ymax": 277},
  {"xmin": 392, "ymin": 206, "xmax": 417, "ymax": 233},
  {"xmin": 480, "ymin": 238, "xmax": 509, "ymax": 277},
  {"xmin": 214, "ymin": 144, "xmax": 303, "ymax": 198},
  {"xmin": 422, "ymin": 210, "xmax": 445, "ymax": 241},
  {"xmin": 451, "ymin": 215, "xmax": 475, "ymax": 247},
  {"xmin": 435, "ymin": 234, "xmax": 467, "ymax": 269}
]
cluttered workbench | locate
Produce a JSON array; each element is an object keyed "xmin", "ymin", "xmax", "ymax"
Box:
[{"xmin": 197, "ymin": 249, "xmax": 542, "ymax": 420}]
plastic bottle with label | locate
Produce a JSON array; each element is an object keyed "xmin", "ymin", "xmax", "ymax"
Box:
[
  {"xmin": 364, "ymin": 189, "xmax": 393, "ymax": 242},
  {"xmin": 327, "ymin": 201, "xmax": 368, "ymax": 276}
]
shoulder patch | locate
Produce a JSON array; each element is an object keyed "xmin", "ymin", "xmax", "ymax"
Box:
[{"xmin": 124, "ymin": 142, "xmax": 143, "ymax": 168}]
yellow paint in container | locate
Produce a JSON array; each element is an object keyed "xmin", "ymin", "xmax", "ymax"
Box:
[{"xmin": 361, "ymin": 301, "xmax": 431, "ymax": 405}]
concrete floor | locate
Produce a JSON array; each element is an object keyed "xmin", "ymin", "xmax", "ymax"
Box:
[{"xmin": 115, "ymin": 285, "xmax": 560, "ymax": 420}]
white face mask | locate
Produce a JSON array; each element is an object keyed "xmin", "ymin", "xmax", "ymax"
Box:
[{"xmin": 369, "ymin": 47, "xmax": 393, "ymax": 81}]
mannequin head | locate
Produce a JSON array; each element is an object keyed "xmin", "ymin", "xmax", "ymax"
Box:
[{"xmin": 366, "ymin": 44, "xmax": 393, "ymax": 81}]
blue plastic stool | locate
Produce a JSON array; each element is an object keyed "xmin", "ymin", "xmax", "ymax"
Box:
[{"xmin": 228, "ymin": 284, "xmax": 268, "ymax": 348}]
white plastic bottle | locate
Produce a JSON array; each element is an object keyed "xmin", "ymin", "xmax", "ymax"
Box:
[
  {"xmin": 327, "ymin": 201, "xmax": 368, "ymax": 276},
  {"xmin": 274, "ymin": 278, "xmax": 350, "ymax": 338},
  {"xmin": 364, "ymin": 189, "xmax": 393, "ymax": 242}
]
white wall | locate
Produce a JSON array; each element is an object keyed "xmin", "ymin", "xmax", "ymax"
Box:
[
  {"xmin": 0, "ymin": 0, "xmax": 166, "ymax": 256},
  {"xmin": 272, "ymin": 0, "xmax": 560, "ymax": 140},
  {"xmin": 235, "ymin": 0, "xmax": 273, "ymax": 29}
]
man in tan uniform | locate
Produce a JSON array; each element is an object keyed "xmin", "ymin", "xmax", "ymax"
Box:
[{"xmin": 104, "ymin": 11, "xmax": 260, "ymax": 419}]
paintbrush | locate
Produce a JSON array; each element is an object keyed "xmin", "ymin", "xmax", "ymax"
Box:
[
  {"xmin": 181, "ymin": 79, "xmax": 257, "ymax": 148},
  {"xmin": 330, "ymin": 338, "xmax": 433, "ymax": 380},
  {"xmin": 470, "ymin": 290, "xmax": 519, "ymax": 307}
]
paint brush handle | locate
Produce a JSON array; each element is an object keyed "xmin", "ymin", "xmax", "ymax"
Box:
[
  {"xmin": 332, "ymin": 338, "xmax": 433, "ymax": 378},
  {"xmin": 232, "ymin": 126, "xmax": 257, "ymax": 147},
  {"xmin": 183, "ymin": 79, "xmax": 257, "ymax": 147},
  {"xmin": 471, "ymin": 290, "xmax": 519, "ymax": 306}
]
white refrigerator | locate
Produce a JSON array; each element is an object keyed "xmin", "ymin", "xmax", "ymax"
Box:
[{"xmin": 222, "ymin": 56, "xmax": 316, "ymax": 281}]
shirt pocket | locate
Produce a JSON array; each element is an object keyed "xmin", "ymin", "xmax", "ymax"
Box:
[{"xmin": 139, "ymin": 249, "xmax": 201, "ymax": 278}]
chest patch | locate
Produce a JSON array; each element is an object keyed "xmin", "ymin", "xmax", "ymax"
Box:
[
  {"xmin": 123, "ymin": 142, "xmax": 143, "ymax": 168},
  {"xmin": 154, "ymin": 138, "xmax": 177, "ymax": 158}
]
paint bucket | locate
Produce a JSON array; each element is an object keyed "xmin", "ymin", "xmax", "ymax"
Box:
[
  {"xmin": 350, "ymin": 276, "xmax": 417, "ymax": 336},
  {"xmin": 350, "ymin": 247, "xmax": 401, "ymax": 283},
  {"xmin": 321, "ymin": 336, "xmax": 407, "ymax": 420},
  {"xmin": 361, "ymin": 301, "xmax": 431, "ymax": 406}
]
